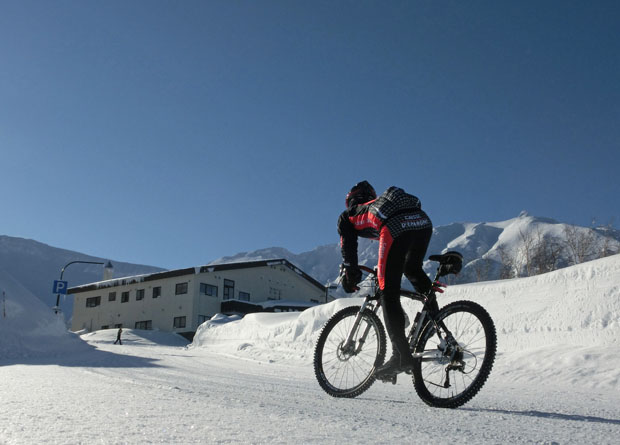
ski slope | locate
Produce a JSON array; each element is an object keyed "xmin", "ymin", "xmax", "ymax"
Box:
[{"xmin": 1, "ymin": 255, "xmax": 619, "ymax": 444}]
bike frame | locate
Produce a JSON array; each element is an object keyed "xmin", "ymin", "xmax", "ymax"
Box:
[{"xmin": 342, "ymin": 265, "xmax": 454, "ymax": 363}]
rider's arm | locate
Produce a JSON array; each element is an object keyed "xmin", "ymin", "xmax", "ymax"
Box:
[{"xmin": 338, "ymin": 210, "xmax": 358, "ymax": 267}]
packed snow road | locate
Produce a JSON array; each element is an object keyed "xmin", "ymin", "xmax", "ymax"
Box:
[{"xmin": 2, "ymin": 331, "xmax": 619, "ymax": 445}]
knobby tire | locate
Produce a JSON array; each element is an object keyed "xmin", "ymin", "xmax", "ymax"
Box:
[
  {"xmin": 314, "ymin": 306, "xmax": 387, "ymax": 398},
  {"xmin": 411, "ymin": 300, "xmax": 496, "ymax": 408}
]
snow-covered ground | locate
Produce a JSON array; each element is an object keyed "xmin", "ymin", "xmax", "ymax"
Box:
[{"xmin": 1, "ymin": 255, "xmax": 620, "ymax": 444}]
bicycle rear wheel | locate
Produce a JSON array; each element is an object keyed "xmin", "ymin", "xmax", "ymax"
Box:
[
  {"xmin": 412, "ymin": 300, "xmax": 496, "ymax": 408},
  {"xmin": 314, "ymin": 306, "xmax": 386, "ymax": 398}
]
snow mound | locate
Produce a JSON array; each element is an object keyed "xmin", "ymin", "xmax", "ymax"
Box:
[
  {"xmin": 190, "ymin": 300, "xmax": 360, "ymax": 364},
  {"xmin": 0, "ymin": 269, "xmax": 88, "ymax": 360}
]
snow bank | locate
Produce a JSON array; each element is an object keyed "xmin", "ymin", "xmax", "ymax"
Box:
[
  {"xmin": 191, "ymin": 254, "xmax": 620, "ymax": 390},
  {"xmin": 444, "ymin": 254, "xmax": 620, "ymax": 351},
  {"xmin": 191, "ymin": 300, "xmax": 362, "ymax": 364},
  {"xmin": 445, "ymin": 254, "xmax": 620, "ymax": 390},
  {"xmin": 0, "ymin": 269, "xmax": 88, "ymax": 360}
]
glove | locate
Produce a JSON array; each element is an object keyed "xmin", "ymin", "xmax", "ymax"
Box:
[{"xmin": 341, "ymin": 265, "xmax": 362, "ymax": 293}]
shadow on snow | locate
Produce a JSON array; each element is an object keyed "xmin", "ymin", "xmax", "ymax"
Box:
[
  {"xmin": 463, "ymin": 407, "xmax": 620, "ymax": 426},
  {"xmin": 0, "ymin": 337, "xmax": 186, "ymax": 369}
]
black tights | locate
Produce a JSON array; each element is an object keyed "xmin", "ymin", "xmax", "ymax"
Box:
[{"xmin": 380, "ymin": 227, "xmax": 432, "ymax": 356}]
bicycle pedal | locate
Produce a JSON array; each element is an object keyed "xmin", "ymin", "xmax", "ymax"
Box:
[{"xmin": 377, "ymin": 374, "xmax": 397, "ymax": 385}]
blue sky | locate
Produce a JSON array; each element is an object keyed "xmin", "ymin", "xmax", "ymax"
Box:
[{"xmin": 1, "ymin": 1, "xmax": 618, "ymax": 270}]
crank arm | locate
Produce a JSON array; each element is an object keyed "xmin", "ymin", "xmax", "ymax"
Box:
[{"xmin": 412, "ymin": 350, "xmax": 445, "ymax": 362}]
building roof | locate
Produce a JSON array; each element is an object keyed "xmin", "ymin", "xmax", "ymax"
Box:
[{"xmin": 67, "ymin": 259, "xmax": 325, "ymax": 294}]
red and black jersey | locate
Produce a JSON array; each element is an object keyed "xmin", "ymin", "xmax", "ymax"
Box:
[{"xmin": 338, "ymin": 187, "xmax": 432, "ymax": 287}]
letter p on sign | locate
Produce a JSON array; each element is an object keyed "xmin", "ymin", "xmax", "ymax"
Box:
[{"xmin": 53, "ymin": 280, "xmax": 68, "ymax": 294}]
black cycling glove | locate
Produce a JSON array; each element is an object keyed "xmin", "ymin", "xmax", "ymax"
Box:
[{"xmin": 341, "ymin": 265, "xmax": 362, "ymax": 293}]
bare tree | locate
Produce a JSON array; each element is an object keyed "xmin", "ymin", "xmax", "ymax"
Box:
[
  {"xmin": 531, "ymin": 228, "xmax": 564, "ymax": 275},
  {"xmin": 596, "ymin": 220, "xmax": 620, "ymax": 258},
  {"xmin": 518, "ymin": 228, "xmax": 536, "ymax": 277},
  {"xmin": 472, "ymin": 257, "xmax": 493, "ymax": 282},
  {"xmin": 497, "ymin": 245, "xmax": 516, "ymax": 279},
  {"xmin": 563, "ymin": 225, "xmax": 597, "ymax": 265},
  {"xmin": 600, "ymin": 237, "xmax": 619, "ymax": 258}
]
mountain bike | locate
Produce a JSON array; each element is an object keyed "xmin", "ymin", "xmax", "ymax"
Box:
[{"xmin": 313, "ymin": 252, "xmax": 496, "ymax": 408}]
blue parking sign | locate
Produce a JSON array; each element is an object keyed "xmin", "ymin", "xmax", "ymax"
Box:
[{"xmin": 53, "ymin": 280, "xmax": 68, "ymax": 294}]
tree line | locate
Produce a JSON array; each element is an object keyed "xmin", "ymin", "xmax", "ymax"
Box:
[{"xmin": 469, "ymin": 224, "xmax": 619, "ymax": 282}]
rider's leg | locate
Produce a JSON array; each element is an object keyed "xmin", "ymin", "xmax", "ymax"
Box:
[
  {"xmin": 403, "ymin": 227, "xmax": 433, "ymax": 294},
  {"xmin": 377, "ymin": 290, "xmax": 414, "ymax": 375},
  {"xmin": 375, "ymin": 232, "xmax": 415, "ymax": 376}
]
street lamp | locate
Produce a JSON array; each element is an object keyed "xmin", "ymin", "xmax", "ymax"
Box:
[
  {"xmin": 325, "ymin": 284, "xmax": 338, "ymax": 303},
  {"xmin": 53, "ymin": 260, "xmax": 113, "ymax": 314}
]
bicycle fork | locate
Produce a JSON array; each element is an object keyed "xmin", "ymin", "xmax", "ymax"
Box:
[{"xmin": 341, "ymin": 297, "xmax": 380, "ymax": 356}]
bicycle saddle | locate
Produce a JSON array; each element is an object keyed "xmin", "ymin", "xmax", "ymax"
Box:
[{"xmin": 428, "ymin": 251, "xmax": 463, "ymax": 275}]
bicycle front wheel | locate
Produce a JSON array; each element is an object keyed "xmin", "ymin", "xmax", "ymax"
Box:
[
  {"xmin": 314, "ymin": 306, "xmax": 386, "ymax": 398},
  {"xmin": 412, "ymin": 300, "xmax": 496, "ymax": 408}
]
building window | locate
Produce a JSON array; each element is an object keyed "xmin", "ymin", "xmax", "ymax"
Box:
[
  {"xmin": 121, "ymin": 291, "xmax": 129, "ymax": 303},
  {"xmin": 86, "ymin": 296, "xmax": 101, "ymax": 308},
  {"xmin": 269, "ymin": 287, "xmax": 281, "ymax": 300},
  {"xmin": 101, "ymin": 325, "xmax": 109, "ymax": 329},
  {"xmin": 175, "ymin": 282, "xmax": 188, "ymax": 295},
  {"xmin": 173, "ymin": 316, "xmax": 186, "ymax": 329},
  {"xmin": 135, "ymin": 320, "xmax": 152, "ymax": 330},
  {"xmin": 108, "ymin": 292, "xmax": 116, "ymax": 302},
  {"xmin": 114, "ymin": 323, "xmax": 122, "ymax": 328},
  {"xmin": 152, "ymin": 286, "xmax": 161, "ymax": 298},
  {"xmin": 239, "ymin": 291, "xmax": 250, "ymax": 302},
  {"xmin": 136, "ymin": 289, "xmax": 145, "ymax": 301},
  {"xmin": 200, "ymin": 283, "xmax": 218, "ymax": 297},
  {"xmin": 197, "ymin": 315, "xmax": 211, "ymax": 324},
  {"xmin": 223, "ymin": 279, "xmax": 235, "ymax": 300}
]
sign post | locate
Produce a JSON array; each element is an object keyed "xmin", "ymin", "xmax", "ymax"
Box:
[{"xmin": 53, "ymin": 260, "xmax": 108, "ymax": 314}]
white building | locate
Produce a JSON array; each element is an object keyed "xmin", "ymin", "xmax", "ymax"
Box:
[{"xmin": 69, "ymin": 259, "xmax": 326, "ymax": 339}]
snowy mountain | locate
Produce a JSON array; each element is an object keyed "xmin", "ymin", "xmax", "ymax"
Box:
[
  {"xmin": 0, "ymin": 236, "xmax": 164, "ymax": 319},
  {"xmin": 212, "ymin": 212, "xmax": 620, "ymax": 287}
]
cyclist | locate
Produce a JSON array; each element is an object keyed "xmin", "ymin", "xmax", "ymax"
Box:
[{"xmin": 338, "ymin": 180, "xmax": 433, "ymax": 378}]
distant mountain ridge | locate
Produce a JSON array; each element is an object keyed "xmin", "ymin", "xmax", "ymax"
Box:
[
  {"xmin": 212, "ymin": 212, "xmax": 620, "ymax": 287},
  {"xmin": 0, "ymin": 236, "xmax": 164, "ymax": 319}
]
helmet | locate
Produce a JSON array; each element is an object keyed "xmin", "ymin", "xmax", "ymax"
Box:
[{"xmin": 345, "ymin": 181, "xmax": 377, "ymax": 208}]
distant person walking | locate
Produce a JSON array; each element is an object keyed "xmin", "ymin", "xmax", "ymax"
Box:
[{"xmin": 114, "ymin": 327, "xmax": 123, "ymax": 345}]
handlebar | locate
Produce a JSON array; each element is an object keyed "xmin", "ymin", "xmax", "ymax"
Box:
[
  {"xmin": 358, "ymin": 265, "xmax": 376, "ymax": 275},
  {"xmin": 348, "ymin": 264, "xmax": 445, "ymax": 294}
]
